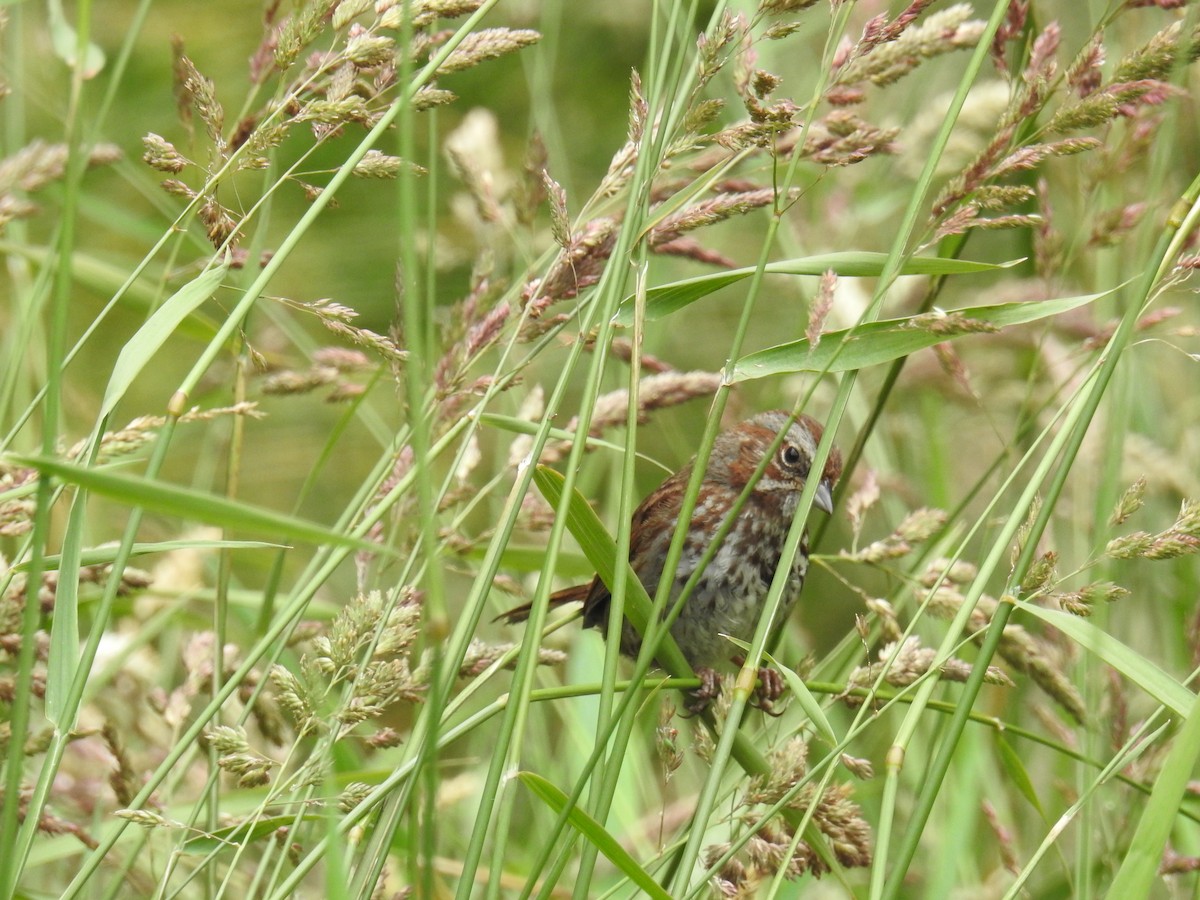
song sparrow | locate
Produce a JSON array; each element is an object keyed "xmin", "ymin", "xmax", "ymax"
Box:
[{"xmin": 500, "ymin": 410, "xmax": 841, "ymax": 710}]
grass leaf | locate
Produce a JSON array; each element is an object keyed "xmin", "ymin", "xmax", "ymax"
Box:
[
  {"xmin": 460, "ymin": 543, "xmax": 593, "ymax": 579},
  {"xmin": 10, "ymin": 455, "xmax": 385, "ymax": 555},
  {"xmin": 47, "ymin": 0, "xmax": 106, "ymax": 77},
  {"xmin": 515, "ymin": 771, "xmax": 671, "ymax": 900},
  {"xmin": 723, "ymin": 639, "xmax": 839, "ymax": 746},
  {"xmin": 24, "ymin": 540, "xmax": 287, "ymax": 572},
  {"xmin": 766, "ymin": 650, "xmax": 839, "ymax": 746},
  {"xmin": 100, "ymin": 259, "xmax": 230, "ymax": 419},
  {"xmin": 1108, "ymin": 689, "xmax": 1200, "ymax": 896},
  {"xmin": 617, "ymin": 253, "xmax": 1017, "ymax": 326},
  {"xmin": 1015, "ymin": 601, "xmax": 1194, "ymax": 718},
  {"xmin": 532, "ymin": 465, "xmax": 691, "ymax": 673},
  {"xmin": 995, "ymin": 735, "xmax": 1048, "ymax": 822},
  {"xmin": 480, "ymin": 413, "xmax": 672, "ymax": 472},
  {"xmin": 731, "ymin": 288, "xmax": 1114, "ymax": 381},
  {"xmin": 182, "ymin": 815, "xmax": 326, "ymax": 854}
]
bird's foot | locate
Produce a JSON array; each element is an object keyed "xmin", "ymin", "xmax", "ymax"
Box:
[
  {"xmin": 685, "ymin": 667, "xmax": 722, "ymax": 715},
  {"xmin": 750, "ymin": 666, "xmax": 786, "ymax": 717},
  {"xmin": 730, "ymin": 655, "xmax": 787, "ymax": 716}
]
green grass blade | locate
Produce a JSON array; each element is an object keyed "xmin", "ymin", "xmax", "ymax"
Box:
[
  {"xmin": 460, "ymin": 543, "xmax": 593, "ymax": 579},
  {"xmin": 11, "ymin": 455, "xmax": 384, "ymax": 554},
  {"xmin": 45, "ymin": 489, "xmax": 86, "ymax": 725},
  {"xmin": 1108, "ymin": 689, "xmax": 1200, "ymax": 896},
  {"xmin": 21, "ymin": 539, "xmax": 287, "ymax": 571},
  {"xmin": 99, "ymin": 258, "xmax": 229, "ymax": 419},
  {"xmin": 181, "ymin": 815, "xmax": 326, "ymax": 854},
  {"xmin": 731, "ymin": 287, "xmax": 1114, "ymax": 381},
  {"xmin": 531, "ymin": 465, "xmax": 690, "ymax": 675},
  {"xmin": 47, "ymin": 0, "xmax": 105, "ymax": 75},
  {"xmin": 617, "ymin": 253, "xmax": 1017, "ymax": 325},
  {"xmin": 725, "ymin": 639, "xmax": 839, "ymax": 747},
  {"xmin": 531, "ymin": 464, "xmax": 620, "ymax": 584},
  {"xmin": 516, "ymin": 771, "xmax": 671, "ymax": 900},
  {"xmin": 532, "ymin": 467, "xmax": 644, "ymax": 632},
  {"xmin": 771, "ymin": 661, "xmax": 839, "ymax": 747},
  {"xmin": 1015, "ymin": 601, "xmax": 1194, "ymax": 718},
  {"xmin": 995, "ymin": 735, "xmax": 1048, "ymax": 822},
  {"xmin": 480, "ymin": 413, "xmax": 671, "ymax": 472}
]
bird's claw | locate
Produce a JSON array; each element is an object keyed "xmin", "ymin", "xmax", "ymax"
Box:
[
  {"xmin": 750, "ymin": 666, "xmax": 786, "ymax": 716},
  {"xmin": 683, "ymin": 665, "xmax": 787, "ymax": 716},
  {"xmin": 684, "ymin": 667, "xmax": 722, "ymax": 715},
  {"xmin": 729, "ymin": 655, "xmax": 788, "ymax": 715}
]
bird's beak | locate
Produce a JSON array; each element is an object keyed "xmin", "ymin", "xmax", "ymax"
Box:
[{"xmin": 814, "ymin": 479, "xmax": 834, "ymax": 515}]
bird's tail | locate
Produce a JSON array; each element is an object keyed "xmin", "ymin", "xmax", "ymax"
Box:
[{"xmin": 494, "ymin": 583, "xmax": 590, "ymax": 624}]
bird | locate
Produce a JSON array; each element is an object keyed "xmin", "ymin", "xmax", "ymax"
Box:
[{"xmin": 499, "ymin": 410, "xmax": 841, "ymax": 711}]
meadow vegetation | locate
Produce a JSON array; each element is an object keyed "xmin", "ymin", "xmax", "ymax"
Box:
[{"xmin": 2, "ymin": 0, "xmax": 1200, "ymax": 896}]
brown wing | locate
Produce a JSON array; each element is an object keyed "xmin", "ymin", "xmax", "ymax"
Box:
[
  {"xmin": 499, "ymin": 466, "xmax": 688, "ymax": 629},
  {"xmin": 580, "ymin": 468, "xmax": 686, "ymax": 630}
]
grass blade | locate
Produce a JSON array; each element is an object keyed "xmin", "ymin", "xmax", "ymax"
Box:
[
  {"xmin": 724, "ymin": 638, "xmax": 839, "ymax": 747},
  {"xmin": 1108, "ymin": 689, "xmax": 1200, "ymax": 896},
  {"xmin": 1016, "ymin": 601, "xmax": 1194, "ymax": 718},
  {"xmin": 182, "ymin": 815, "xmax": 326, "ymax": 854},
  {"xmin": 731, "ymin": 288, "xmax": 1114, "ymax": 381},
  {"xmin": 23, "ymin": 540, "xmax": 287, "ymax": 572},
  {"xmin": 100, "ymin": 259, "xmax": 229, "ymax": 419},
  {"xmin": 995, "ymin": 735, "xmax": 1048, "ymax": 822},
  {"xmin": 617, "ymin": 253, "xmax": 1016, "ymax": 326},
  {"xmin": 11, "ymin": 455, "xmax": 385, "ymax": 554},
  {"xmin": 516, "ymin": 772, "xmax": 671, "ymax": 900}
]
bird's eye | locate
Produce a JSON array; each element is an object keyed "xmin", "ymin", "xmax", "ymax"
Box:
[{"xmin": 781, "ymin": 444, "xmax": 806, "ymax": 472}]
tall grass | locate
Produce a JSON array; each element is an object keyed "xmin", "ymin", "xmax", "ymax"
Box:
[{"xmin": 3, "ymin": 0, "xmax": 1200, "ymax": 897}]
